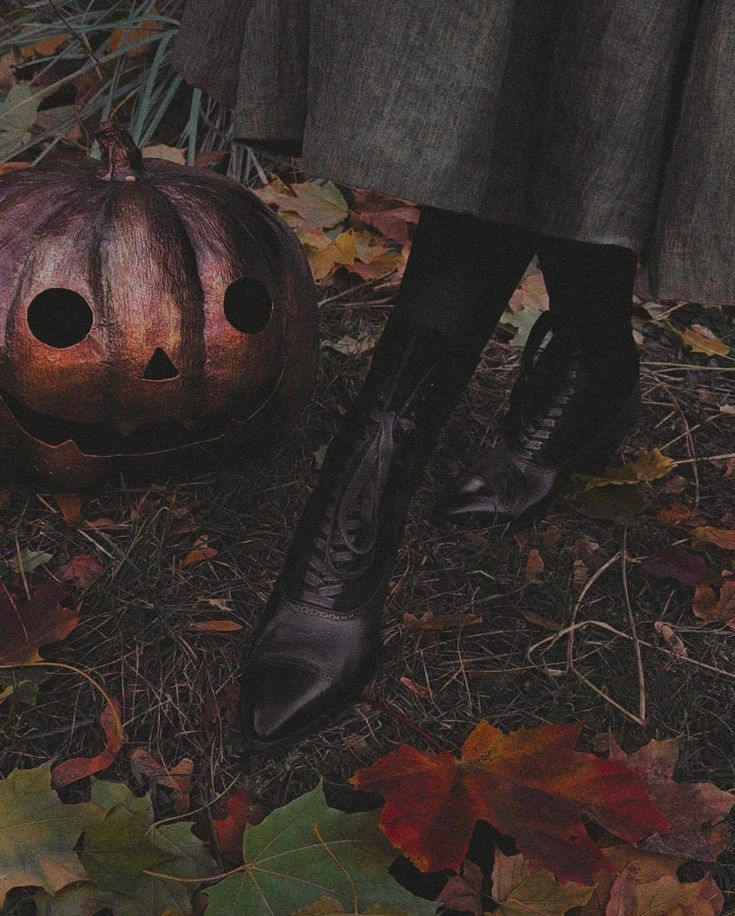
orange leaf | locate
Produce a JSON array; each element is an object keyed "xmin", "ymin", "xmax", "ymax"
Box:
[
  {"xmin": 53, "ymin": 494, "xmax": 82, "ymax": 527},
  {"xmin": 692, "ymin": 577, "xmax": 735, "ymax": 628},
  {"xmin": 0, "ymin": 582, "xmax": 78, "ymax": 666},
  {"xmin": 52, "ymin": 700, "xmax": 124, "ymax": 788},
  {"xmin": 182, "ymin": 546, "xmax": 218, "ymax": 568},
  {"xmin": 693, "ymin": 526, "xmax": 735, "ymax": 551},
  {"xmin": 187, "ymin": 619, "xmax": 242, "ymax": 633},
  {"xmin": 0, "ymin": 162, "xmax": 31, "ymax": 176},
  {"xmin": 212, "ymin": 790, "xmax": 266, "ymax": 865},
  {"xmin": 350, "ymin": 720, "xmax": 670, "ymax": 883},
  {"xmin": 524, "ymin": 548, "xmax": 545, "ymax": 581}
]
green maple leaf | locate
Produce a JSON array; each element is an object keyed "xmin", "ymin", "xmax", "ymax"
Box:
[
  {"xmin": 79, "ymin": 807, "xmax": 177, "ymax": 895},
  {"xmin": 0, "ymin": 764, "xmax": 103, "ymax": 907},
  {"xmin": 35, "ymin": 780, "xmax": 216, "ymax": 916},
  {"xmin": 203, "ymin": 781, "xmax": 436, "ymax": 916}
]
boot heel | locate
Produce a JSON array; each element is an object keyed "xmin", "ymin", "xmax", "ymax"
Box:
[{"xmin": 571, "ymin": 383, "xmax": 641, "ymax": 475}]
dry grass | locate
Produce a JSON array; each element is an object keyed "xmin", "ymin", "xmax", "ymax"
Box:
[{"xmin": 1, "ymin": 278, "xmax": 734, "ymax": 906}]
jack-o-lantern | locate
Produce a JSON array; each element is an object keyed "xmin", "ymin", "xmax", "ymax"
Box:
[{"xmin": 0, "ymin": 123, "xmax": 318, "ymax": 489}]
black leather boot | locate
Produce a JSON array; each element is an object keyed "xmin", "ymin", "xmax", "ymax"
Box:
[
  {"xmin": 441, "ymin": 311, "xmax": 641, "ymax": 527},
  {"xmin": 239, "ymin": 315, "xmax": 484, "ymax": 751}
]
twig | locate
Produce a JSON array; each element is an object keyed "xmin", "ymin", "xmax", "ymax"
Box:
[{"xmin": 357, "ymin": 691, "xmax": 446, "ymax": 752}]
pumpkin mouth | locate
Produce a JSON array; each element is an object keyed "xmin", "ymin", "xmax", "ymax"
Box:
[{"xmin": 0, "ymin": 387, "xmax": 235, "ymax": 456}]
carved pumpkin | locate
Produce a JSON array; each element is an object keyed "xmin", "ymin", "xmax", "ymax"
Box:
[{"xmin": 0, "ymin": 123, "xmax": 318, "ymax": 489}]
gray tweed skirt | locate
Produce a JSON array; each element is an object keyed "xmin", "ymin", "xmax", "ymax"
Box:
[{"xmin": 174, "ymin": 1, "xmax": 735, "ymax": 305}]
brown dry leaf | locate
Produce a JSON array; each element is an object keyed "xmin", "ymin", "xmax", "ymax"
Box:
[
  {"xmin": 182, "ymin": 536, "xmax": 218, "ymax": 568},
  {"xmin": 403, "ymin": 610, "xmax": 483, "ymax": 631},
  {"xmin": 130, "ymin": 749, "xmax": 193, "ymax": 815},
  {"xmin": 202, "ymin": 683, "xmax": 239, "ymax": 724},
  {"xmin": 608, "ymin": 737, "xmax": 734, "ymax": 861},
  {"xmin": 524, "ymin": 548, "xmax": 545, "ymax": 582},
  {"xmin": 187, "ymin": 619, "xmax": 242, "ymax": 633},
  {"xmin": 52, "ymin": 700, "xmax": 124, "ymax": 788},
  {"xmin": 492, "ymin": 851, "xmax": 593, "ymax": 915},
  {"xmin": 583, "ymin": 449, "xmax": 675, "ymax": 491},
  {"xmin": 0, "ymin": 582, "xmax": 77, "ymax": 667},
  {"xmin": 573, "ymin": 559, "xmax": 590, "ymax": 589},
  {"xmin": 108, "ymin": 18, "xmax": 165, "ymax": 59},
  {"xmin": 142, "ymin": 144, "xmax": 185, "ymax": 165},
  {"xmin": 678, "ymin": 325, "xmax": 731, "ymax": 358},
  {"xmin": 520, "ymin": 608, "xmax": 560, "ymax": 631},
  {"xmin": 53, "ymin": 493, "xmax": 82, "ymax": 527},
  {"xmin": 653, "ymin": 621, "xmax": 689, "ymax": 661},
  {"xmin": 693, "ymin": 526, "xmax": 735, "ymax": 551},
  {"xmin": 356, "ymin": 205, "xmax": 420, "ymax": 245},
  {"xmin": 399, "ymin": 676, "xmax": 432, "ymax": 699},
  {"xmin": 61, "ymin": 554, "xmax": 104, "ymax": 590},
  {"xmin": 19, "ymin": 35, "xmax": 68, "ymax": 61},
  {"xmin": 509, "ymin": 271, "xmax": 549, "ymax": 313},
  {"xmin": 255, "ymin": 177, "xmax": 348, "ymax": 231},
  {"xmin": 607, "ymin": 871, "xmax": 723, "ymax": 916},
  {"xmin": 692, "ymin": 577, "xmax": 735, "ymax": 628},
  {"xmin": 0, "ymin": 161, "xmax": 31, "ymax": 176},
  {"xmin": 437, "ymin": 859, "xmax": 485, "ymax": 915},
  {"xmin": 658, "ymin": 503, "xmax": 704, "ymax": 527},
  {"xmin": 350, "ymin": 250, "xmax": 405, "ymax": 281}
]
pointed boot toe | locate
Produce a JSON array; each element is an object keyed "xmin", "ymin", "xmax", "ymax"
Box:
[{"xmin": 240, "ymin": 657, "xmax": 335, "ymax": 749}]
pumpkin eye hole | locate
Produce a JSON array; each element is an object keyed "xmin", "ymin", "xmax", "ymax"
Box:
[
  {"xmin": 223, "ymin": 278, "xmax": 272, "ymax": 334},
  {"xmin": 28, "ymin": 288, "xmax": 94, "ymax": 348}
]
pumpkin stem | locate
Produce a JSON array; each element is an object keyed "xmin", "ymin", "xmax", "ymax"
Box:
[{"xmin": 95, "ymin": 121, "xmax": 147, "ymax": 182}]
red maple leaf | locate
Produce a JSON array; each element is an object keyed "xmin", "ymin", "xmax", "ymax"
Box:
[
  {"xmin": 212, "ymin": 790, "xmax": 266, "ymax": 865},
  {"xmin": 0, "ymin": 582, "xmax": 78, "ymax": 666},
  {"xmin": 350, "ymin": 721, "xmax": 671, "ymax": 884}
]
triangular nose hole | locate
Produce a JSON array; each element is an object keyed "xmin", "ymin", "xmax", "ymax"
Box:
[{"xmin": 144, "ymin": 348, "xmax": 179, "ymax": 380}]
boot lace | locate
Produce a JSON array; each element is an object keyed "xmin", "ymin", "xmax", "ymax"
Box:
[
  {"xmin": 501, "ymin": 311, "xmax": 581, "ymax": 464},
  {"xmin": 300, "ymin": 410, "xmax": 416, "ymax": 608}
]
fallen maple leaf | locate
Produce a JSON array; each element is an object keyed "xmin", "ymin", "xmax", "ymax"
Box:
[
  {"xmin": 212, "ymin": 789, "xmax": 266, "ymax": 864},
  {"xmin": 678, "ymin": 325, "xmax": 731, "ymax": 358},
  {"xmin": 582, "ymin": 449, "xmax": 675, "ymax": 491},
  {"xmin": 52, "ymin": 700, "xmax": 125, "ymax": 789},
  {"xmin": 607, "ymin": 737, "xmax": 734, "ymax": 861},
  {"xmin": 356, "ymin": 205, "xmax": 420, "ymax": 244},
  {"xmin": 0, "ymin": 582, "xmax": 78, "ymax": 666},
  {"xmin": 61, "ymin": 554, "xmax": 104, "ymax": 589},
  {"xmin": 255, "ymin": 177, "xmax": 348, "ymax": 231},
  {"xmin": 608, "ymin": 870, "xmax": 723, "ymax": 915},
  {"xmin": 202, "ymin": 683, "xmax": 239, "ymax": 724},
  {"xmin": 0, "ymin": 764, "xmax": 103, "ymax": 907},
  {"xmin": 692, "ymin": 577, "xmax": 735, "ymax": 628},
  {"xmin": 350, "ymin": 721, "xmax": 670, "ymax": 883},
  {"xmin": 492, "ymin": 851, "xmax": 593, "ymax": 914},
  {"xmin": 640, "ymin": 546, "xmax": 710, "ymax": 588},
  {"xmin": 580, "ymin": 842, "xmax": 722, "ymax": 916},
  {"xmin": 693, "ymin": 526, "xmax": 735, "ymax": 551}
]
